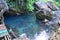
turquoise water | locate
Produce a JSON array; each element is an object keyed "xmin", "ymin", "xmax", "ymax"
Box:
[
  {"xmin": 0, "ymin": 29, "xmax": 7, "ymax": 37},
  {"xmin": 4, "ymin": 13, "xmax": 54, "ymax": 39}
]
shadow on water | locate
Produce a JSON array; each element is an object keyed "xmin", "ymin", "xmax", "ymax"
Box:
[{"xmin": 4, "ymin": 12, "xmax": 57, "ymax": 40}]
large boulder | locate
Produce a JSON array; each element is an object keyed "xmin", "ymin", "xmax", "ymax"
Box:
[
  {"xmin": 45, "ymin": 10, "xmax": 60, "ymax": 26},
  {"xmin": 36, "ymin": 10, "xmax": 53, "ymax": 20},
  {"xmin": 0, "ymin": 0, "xmax": 9, "ymax": 17},
  {"xmin": 0, "ymin": 0, "xmax": 9, "ymax": 24},
  {"xmin": 34, "ymin": 1, "xmax": 51, "ymax": 12},
  {"xmin": 35, "ymin": 1, "xmax": 54, "ymax": 21}
]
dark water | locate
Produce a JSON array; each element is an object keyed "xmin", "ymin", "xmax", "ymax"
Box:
[{"xmin": 4, "ymin": 13, "xmax": 55, "ymax": 40}]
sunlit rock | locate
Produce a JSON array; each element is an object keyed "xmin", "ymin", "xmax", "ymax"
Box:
[
  {"xmin": 49, "ymin": 27, "xmax": 60, "ymax": 40},
  {"xmin": 19, "ymin": 33, "xmax": 30, "ymax": 40},
  {"xmin": 35, "ymin": 1, "xmax": 51, "ymax": 12},
  {"xmin": 34, "ymin": 31, "xmax": 49, "ymax": 40}
]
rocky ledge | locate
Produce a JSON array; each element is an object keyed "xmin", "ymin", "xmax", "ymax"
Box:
[{"xmin": 49, "ymin": 26, "xmax": 60, "ymax": 40}]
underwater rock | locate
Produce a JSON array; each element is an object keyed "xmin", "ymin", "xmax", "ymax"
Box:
[{"xmin": 46, "ymin": 1, "xmax": 59, "ymax": 11}]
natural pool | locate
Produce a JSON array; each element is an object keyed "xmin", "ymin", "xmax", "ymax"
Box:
[{"xmin": 4, "ymin": 12, "xmax": 59, "ymax": 40}]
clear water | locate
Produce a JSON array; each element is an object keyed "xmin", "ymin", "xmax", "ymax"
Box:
[{"xmin": 4, "ymin": 13, "xmax": 55, "ymax": 40}]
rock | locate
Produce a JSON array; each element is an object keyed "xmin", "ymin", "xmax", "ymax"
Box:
[
  {"xmin": 35, "ymin": 31, "xmax": 49, "ymax": 40},
  {"xmin": 34, "ymin": 1, "xmax": 52, "ymax": 12},
  {"xmin": 35, "ymin": 2, "xmax": 50, "ymax": 10},
  {"xmin": 41, "ymin": 19, "xmax": 49, "ymax": 23},
  {"xmin": 58, "ymin": 21, "xmax": 60, "ymax": 25},
  {"xmin": 57, "ymin": 28, "xmax": 60, "ymax": 33},
  {"xmin": 0, "ymin": 0, "xmax": 9, "ymax": 16},
  {"xmin": 19, "ymin": 33, "xmax": 30, "ymax": 40},
  {"xmin": 49, "ymin": 27, "xmax": 60, "ymax": 40},
  {"xmin": 0, "ymin": 24, "xmax": 6, "ymax": 30},
  {"xmin": 36, "ymin": 10, "xmax": 53, "ymax": 21},
  {"xmin": 46, "ymin": 1, "xmax": 59, "ymax": 11},
  {"xmin": 52, "ymin": 11, "xmax": 60, "ymax": 25},
  {"xmin": 0, "ymin": 0, "xmax": 9, "ymax": 24},
  {"xmin": 35, "ymin": 1, "xmax": 54, "ymax": 21}
]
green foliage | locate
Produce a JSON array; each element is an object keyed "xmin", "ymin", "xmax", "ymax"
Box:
[
  {"xmin": 25, "ymin": 0, "xmax": 36, "ymax": 12},
  {"xmin": 41, "ymin": 0, "xmax": 60, "ymax": 8},
  {"xmin": 6, "ymin": 0, "xmax": 60, "ymax": 12},
  {"xmin": 6, "ymin": 0, "xmax": 21, "ymax": 12},
  {"xmin": 53, "ymin": 1, "xmax": 60, "ymax": 8},
  {"xmin": 6, "ymin": 0, "xmax": 36, "ymax": 12}
]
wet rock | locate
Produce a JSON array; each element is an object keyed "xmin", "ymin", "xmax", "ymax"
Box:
[
  {"xmin": 4, "ymin": 8, "xmax": 18, "ymax": 16},
  {"xmin": 35, "ymin": 1, "xmax": 54, "ymax": 21},
  {"xmin": 36, "ymin": 10, "xmax": 53, "ymax": 21},
  {"xmin": 43, "ymin": 19, "xmax": 49, "ymax": 23}
]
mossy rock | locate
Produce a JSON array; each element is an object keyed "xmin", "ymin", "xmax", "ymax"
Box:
[{"xmin": 36, "ymin": 10, "xmax": 53, "ymax": 20}]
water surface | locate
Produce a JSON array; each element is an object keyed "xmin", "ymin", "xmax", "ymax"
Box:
[{"xmin": 4, "ymin": 12, "xmax": 57, "ymax": 40}]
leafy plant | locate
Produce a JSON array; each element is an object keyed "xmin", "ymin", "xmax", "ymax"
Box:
[
  {"xmin": 24, "ymin": 0, "xmax": 36, "ymax": 12},
  {"xmin": 53, "ymin": 0, "xmax": 60, "ymax": 8},
  {"xmin": 6, "ymin": 0, "xmax": 36, "ymax": 12}
]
